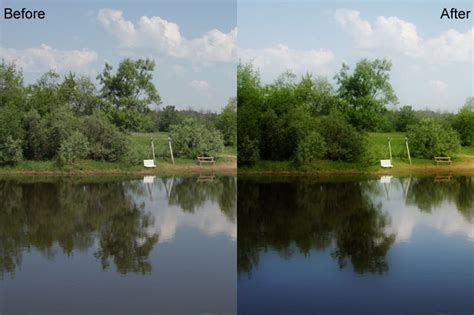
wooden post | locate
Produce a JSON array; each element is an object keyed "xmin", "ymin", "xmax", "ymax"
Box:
[
  {"xmin": 151, "ymin": 138, "xmax": 156, "ymax": 161},
  {"xmin": 168, "ymin": 136, "xmax": 175, "ymax": 165},
  {"xmin": 388, "ymin": 137, "xmax": 392, "ymax": 161},
  {"xmin": 405, "ymin": 137, "xmax": 412, "ymax": 165}
]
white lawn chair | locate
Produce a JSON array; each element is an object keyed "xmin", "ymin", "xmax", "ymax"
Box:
[
  {"xmin": 143, "ymin": 159, "xmax": 156, "ymax": 168},
  {"xmin": 380, "ymin": 159, "xmax": 393, "ymax": 168}
]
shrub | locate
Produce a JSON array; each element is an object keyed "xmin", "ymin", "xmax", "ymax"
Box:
[
  {"xmin": 81, "ymin": 112, "xmax": 129, "ymax": 162},
  {"xmin": 295, "ymin": 131, "xmax": 326, "ymax": 165},
  {"xmin": 407, "ymin": 119, "xmax": 460, "ymax": 158},
  {"xmin": 238, "ymin": 136, "xmax": 260, "ymax": 166},
  {"xmin": 0, "ymin": 136, "xmax": 23, "ymax": 165},
  {"xmin": 57, "ymin": 131, "xmax": 90, "ymax": 165},
  {"xmin": 317, "ymin": 112, "xmax": 366, "ymax": 162},
  {"xmin": 452, "ymin": 106, "xmax": 474, "ymax": 147},
  {"xmin": 170, "ymin": 118, "xmax": 224, "ymax": 158}
]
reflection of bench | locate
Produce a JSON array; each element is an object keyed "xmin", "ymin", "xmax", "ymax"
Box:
[
  {"xmin": 434, "ymin": 156, "xmax": 451, "ymax": 166},
  {"xmin": 197, "ymin": 156, "xmax": 215, "ymax": 166},
  {"xmin": 380, "ymin": 159, "xmax": 393, "ymax": 168},
  {"xmin": 143, "ymin": 159, "xmax": 156, "ymax": 168}
]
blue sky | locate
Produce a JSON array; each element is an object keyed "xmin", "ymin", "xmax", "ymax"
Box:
[
  {"xmin": 239, "ymin": 0, "xmax": 473, "ymax": 112},
  {"xmin": 0, "ymin": 0, "xmax": 236, "ymax": 112}
]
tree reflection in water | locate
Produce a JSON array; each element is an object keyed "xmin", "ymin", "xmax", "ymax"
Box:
[
  {"xmin": 239, "ymin": 176, "xmax": 474, "ymax": 277},
  {"xmin": 0, "ymin": 176, "xmax": 237, "ymax": 279},
  {"xmin": 0, "ymin": 178, "xmax": 158, "ymax": 278}
]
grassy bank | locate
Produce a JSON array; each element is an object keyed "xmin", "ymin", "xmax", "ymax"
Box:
[
  {"xmin": 0, "ymin": 132, "xmax": 237, "ymax": 175},
  {"xmin": 239, "ymin": 132, "xmax": 474, "ymax": 175}
]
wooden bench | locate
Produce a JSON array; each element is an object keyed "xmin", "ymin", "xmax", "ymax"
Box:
[
  {"xmin": 434, "ymin": 156, "xmax": 452, "ymax": 166},
  {"xmin": 197, "ymin": 156, "xmax": 215, "ymax": 166}
]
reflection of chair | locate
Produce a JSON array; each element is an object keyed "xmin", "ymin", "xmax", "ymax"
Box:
[
  {"xmin": 143, "ymin": 176, "xmax": 155, "ymax": 184},
  {"xmin": 434, "ymin": 174, "xmax": 452, "ymax": 182},
  {"xmin": 380, "ymin": 176, "xmax": 393, "ymax": 184},
  {"xmin": 197, "ymin": 174, "xmax": 216, "ymax": 182}
]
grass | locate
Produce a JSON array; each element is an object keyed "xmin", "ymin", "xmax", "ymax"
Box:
[
  {"xmin": 0, "ymin": 131, "xmax": 236, "ymax": 175},
  {"xmin": 240, "ymin": 132, "xmax": 474, "ymax": 175}
]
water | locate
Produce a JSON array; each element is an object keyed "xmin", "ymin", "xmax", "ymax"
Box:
[
  {"xmin": 238, "ymin": 175, "xmax": 474, "ymax": 315},
  {"xmin": 0, "ymin": 175, "xmax": 237, "ymax": 315}
]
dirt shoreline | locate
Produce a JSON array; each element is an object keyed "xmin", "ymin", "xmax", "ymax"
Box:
[
  {"xmin": 238, "ymin": 165, "xmax": 474, "ymax": 176},
  {"xmin": 0, "ymin": 163, "xmax": 237, "ymax": 176}
]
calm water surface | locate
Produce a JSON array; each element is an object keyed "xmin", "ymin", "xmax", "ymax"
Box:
[
  {"xmin": 238, "ymin": 175, "xmax": 474, "ymax": 315},
  {"xmin": 0, "ymin": 175, "xmax": 236, "ymax": 315}
]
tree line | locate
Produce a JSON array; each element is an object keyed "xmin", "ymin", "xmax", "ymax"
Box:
[
  {"xmin": 237, "ymin": 59, "xmax": 474, "ymax": 166},
  {"xmin": 0, "ymin": 59, "xmax": 237, "ymax": 165}
]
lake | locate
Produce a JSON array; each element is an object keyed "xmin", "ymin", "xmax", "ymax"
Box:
[
  {"xmin": 238, "ymin": 175, "xmax": 474, "ymax": 315},
  {"xmin": 0, "ymin": 175, "xmax": 237, "ymax": 315}
]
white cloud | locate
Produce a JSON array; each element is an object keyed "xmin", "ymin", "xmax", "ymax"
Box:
[
  {"xmin": 240, "ymin": 44, "xmax": 335, "ymax": 74},
  {"xmin": 97, "ymin": 8, "xmax": 236, "ymax": 63},
  {"xmin": 190, "ymin": 79, "xmax": 210, "ymax": 91},
  {"xmin": 429, "ymin": 79, "xmax": 447, "ymax": 92},
  {"xmin": 0, "ymin": 44, "xmax": 97, "ymax": 72},
  {"xmin": 335, "ymin": 9, "xmax": 473, "ymax": 63}
]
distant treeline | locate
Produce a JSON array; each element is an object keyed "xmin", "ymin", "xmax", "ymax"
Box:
[
  {"xmin": 0, "ymin": 59, "xmax": 236, "ymax": 165},
  {"xmin": 237, "ymin": 60, "xmax": 474, "ymax": 166}
]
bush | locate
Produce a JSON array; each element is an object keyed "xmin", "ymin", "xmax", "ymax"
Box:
[
  {"xmin": 170, "ymin": 118, "xmax": 224, "ymax": 158},
  {"xmin": 0, "ymin": 136, "xmax": 23, "ymax": 165},
  {"xmin": 407, "ymin": 119, "xmax": 460, "ymax": 158},
  {"xmin": 57, "ymin": 131, "xmax": 90, "ymax": 165},
  {"xmin": 452, "ymin": 106, "xmax": 474, "ymax": 147},
  {"xmin": 81, "ymin": 112, "xmax": 129, "ymax": 162},
  {"xmin": 295, "ymin": 131, "xmax": 326, "ymax": 165},
  {"xmin": 317, "ymin": 112, "xmax": 367, "ymax": 162},
  {"xmin": 238, "ymin": 136, "xmax": 260, "ymax": 166}
]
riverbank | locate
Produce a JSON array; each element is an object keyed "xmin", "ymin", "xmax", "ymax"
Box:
[
  {"xmin": 239, "ymin": 153, "xmax": 474, "ymax": 176},
  {"xmin": 0, "ymin": 156, "xmax": 237, "ymax": 176}
]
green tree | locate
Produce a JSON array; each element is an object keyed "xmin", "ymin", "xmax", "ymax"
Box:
[
  {"xmin": 157, "ymin": 105, "xmax": 180, "ymax": 132},
  {"xmin": 217, "ymin": 97, "xmax": 237, "ymax": 146},
  {"xmin": 295, "ymin": 131, "xmax": 327, "ymax": 165},
  {"xmin": 97, "ymin": 58, "xmax": 161, "ymax": 131},
  {"xmin": 57, "ymin": 131, "xmax": 90, "ymax": 165},
  {"xmin": 452, "ymin": 97, "xmax": 474, "ymax": 147},
  {"xmin": 237, "ymin": 63, "xmax": 263, "ymax": 165},
  {"xmin": 395, "ymin": 105, "xmax": 419, "ymax": 132},
  {"xmin": 407, "ymin": 119, "xmax": 460, "ymax": 158},
  {"xmin": 335, "ymin": 59, "xmax": 398, "ymax": 131},
  {"xmin": 170, "ymin": 118, "xmax": 224, "ymax": 158}
]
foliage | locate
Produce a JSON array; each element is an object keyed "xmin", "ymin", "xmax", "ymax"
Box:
[
  {"xmin": 394, "ymin": 105, "xmax": 419, "ymax": 132},
  {"xmin": 156, "ymin": 105, "xmax": 180, "ymax": 132},
  {"xmin": 57, "ymin": 131, "xmax": 90, "ymax": 165},
  {"xmin": 452, "ymin": 98, "xmax": 474, "ymax": 147},
  {"xmin": 0, "ymin": 136, "xmax": 23, "ymax": 165},
  {"xmin": 238, "ymin": 136, "xmax": 260, "ymax": 166},
  {"xmin": 97, "ymin": 58, "xmax": 161, "ymax": 131},
  {"xmin": 170, "ymin": 118, "xmax": 224, "ymax": 158},
  {"xmin": 335, "ymin": 59, "xmax": 398, "ymax": 131},
  {"xmin": 81, "ymin": 112, "xmax": 129, "ymax": 162},
  {"xmin": 407, "ymin": 119, "xmax": 460, "ymax": 158},
  {"xmin": 217, "ymin": 97, "xmax": 237, "ymax": 146},
  {"xmin": 295, "ymin": 131, "xmax": 327, "ymax": 165},
  {"xmin": 317, "ymin": 112, "xmax": 367, "ymax": 162}
]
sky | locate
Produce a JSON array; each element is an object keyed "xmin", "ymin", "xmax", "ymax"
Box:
[
  {"xmin": 238, "ymin": 0, "xmax": 473, "ymax": 112},
  {"xmin": 0, "ymin": 0, "xmax": 237, "ymax": 112}
]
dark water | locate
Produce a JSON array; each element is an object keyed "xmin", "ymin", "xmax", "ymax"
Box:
[
  {"xmin": 0, "ymin": 175, "xmax": 236, "ymax": 315},
  {"xmin": 238, "ymin": 175, "xmax": 474, "ymax": 315}
]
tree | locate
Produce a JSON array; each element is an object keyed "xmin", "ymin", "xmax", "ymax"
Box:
[
  {"xmin": 335, "ymin": 59, "xmax": 398, "ymax": 131},
  {"xmin": 170, "ymin": 118, "xmax": 224, "ymax": 158},
  {"xmin": 407, "ymin": 119, "xmax": 460, "ymax": 158},
  {"xmin": 395, "ymin": 105, "xmax": 419, "ymax": 132},
  {"xmin": 97, "ymin": 58, "xmax": 161, "ymax": 131},
  {"xmin": 237, "ymin": 63, "xmax": 263, "ymax": 165},
  {"xmin": 157, "ymin": 105, "xmax": 180, "ymax": 132},
  {"xmin": 217, "ymin": 97, "xmax": 237, "ymax": 146},
  {"xmin": 453, "ymin": 97, "xmax": 474, "ymax": 147}
]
